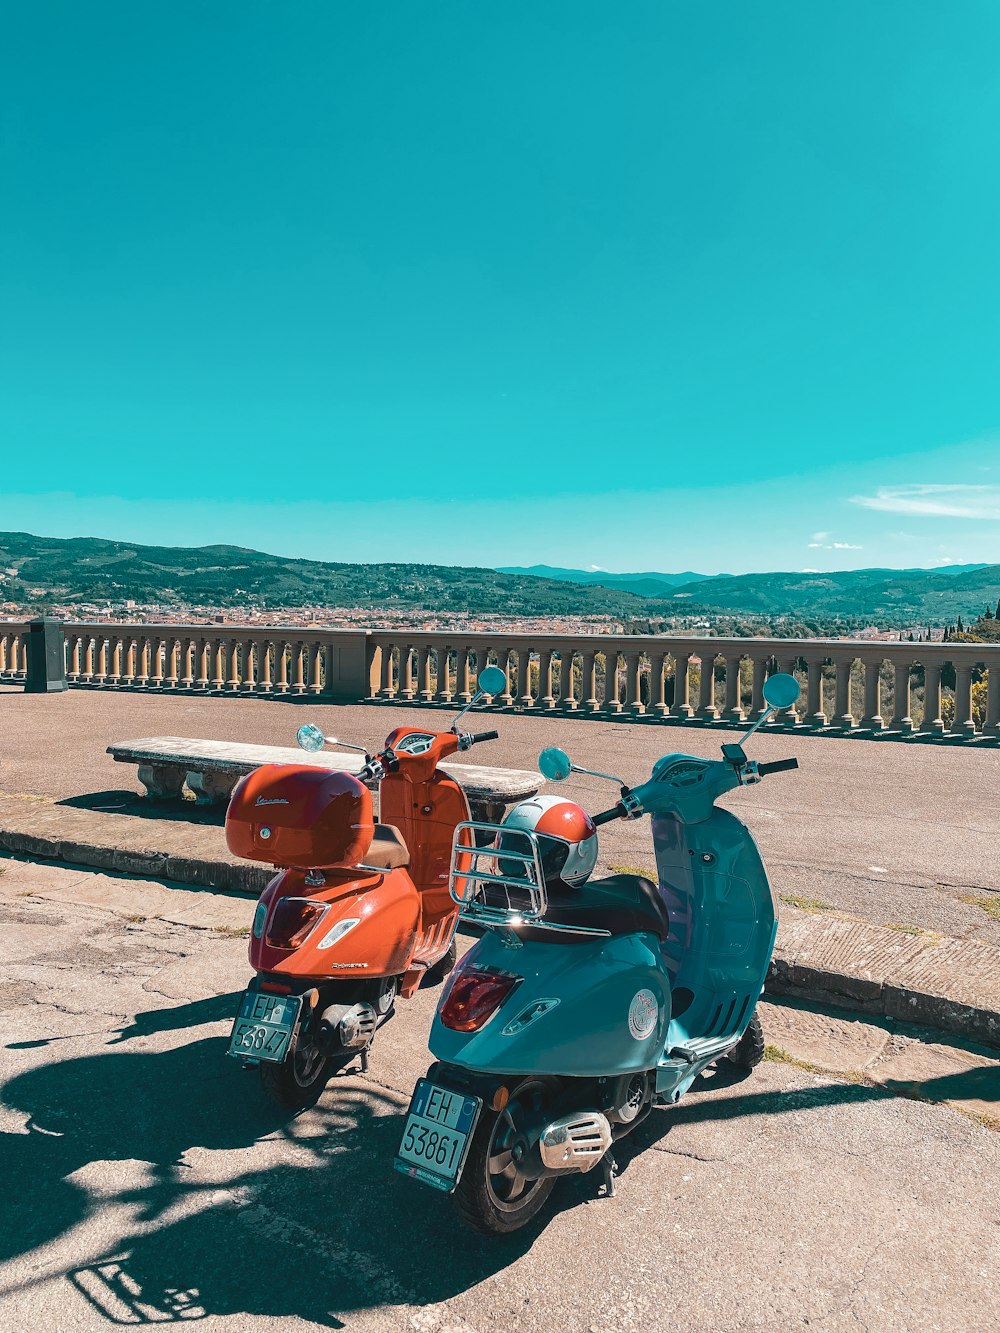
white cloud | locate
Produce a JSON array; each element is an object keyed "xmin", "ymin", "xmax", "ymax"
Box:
[
  {"xmin": 807, "ymin": 541, "xmax": 863, "ymax": 550},
  {"xmin": 811, "ymin": 531, "xmax": 831, "ymax": 542},
  {"xmin": 851, "ymin": 483, "xmax": 1000, "ymax": 519}
]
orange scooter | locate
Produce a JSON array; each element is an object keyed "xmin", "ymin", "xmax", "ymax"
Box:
[{"xmin": 224, "ymin": 666, "xmax": 507, "ymax": 1108}]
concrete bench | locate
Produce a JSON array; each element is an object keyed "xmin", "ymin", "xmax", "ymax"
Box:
[{"xmin": 106, "ymin": 736, "xmax": 543, "ymax": 823}]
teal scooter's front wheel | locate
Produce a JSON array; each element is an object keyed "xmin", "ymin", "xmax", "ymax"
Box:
[{"xmin": 454, "ymin": 1076, "xmax": 560, "ymax": 1235}]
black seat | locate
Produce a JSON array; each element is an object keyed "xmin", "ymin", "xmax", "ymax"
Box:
[{"xmin": 539, "ymin": 874, "xmax": 670, "ymax": 941}]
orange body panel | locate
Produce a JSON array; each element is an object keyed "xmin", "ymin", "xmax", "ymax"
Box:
[{"xmin": 234, "ymin": 725, "xmax": 477, "ymax": 989}]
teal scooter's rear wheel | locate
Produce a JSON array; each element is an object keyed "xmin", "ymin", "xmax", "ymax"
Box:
[
  {"xmin": 724, "ymin": 1012, "xmax": 765, "ymax": 1071},
  {"xmin": 454, "ymin": 1076, "xmax": 559, "ymax": 1235}
]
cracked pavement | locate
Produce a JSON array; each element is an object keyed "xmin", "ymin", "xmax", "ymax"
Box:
[{"xmin": 0, "ymin": 858, "xmax": 997, "ymax": 1333}]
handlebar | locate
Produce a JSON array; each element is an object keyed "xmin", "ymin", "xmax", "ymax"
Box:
[
  {"xmin": 468, "ymin": 730, "xmax": 499, "ymax": 744},
  {"xmin": 757, "ymin": 758, "xmax": 799, "ymax": 775},
  {"xmin": 592, "ymin": 805, "xmax": 625, "ymax": 827}
]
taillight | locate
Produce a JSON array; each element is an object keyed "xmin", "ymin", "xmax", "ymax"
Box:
[
  {"xmin": 265, "ymin": 898, "xmax": 326, "ymax": 950},
  {"xmin": 440, "ymin": 968, "xmax": 521, "ymax": 1032}
]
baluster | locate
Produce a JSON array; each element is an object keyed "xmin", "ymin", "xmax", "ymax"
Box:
[
  {"xmin": 224, "ymin": 639, "xmax": 239, "ymax": 691},
  {"xmin": 81, "ymin": 635, "xmax": 95, "ymax": 684},
  {"xmin": 890, "ymin": 661, "xmax": 912, "ymax": 732},
  {"xmin": 776, "ymin": 655, "xmax": 800, "ymax": 724},
  {"xmin": 310, "ymin": 641, "xmax": 324, "ymax": 694},
  {"xmin": 750, "ymin": 657, "xmax": 767, "ymax": 721},
  {"xmin": 861, "ymin": 658, "xmax": 883, "ymax": 731},
  {"xmin": 516, "ymin": 647, "xmax": 533, "ymax": 708},
  {"xmin": 150, "ymin": 638, "xmax": 164, "ymax": 688},
  {"xmin": 378, "ymin": 642, "xmax": 396, "ymax": 697},
  {"xmin": 110, "ymin": 637, "xmax": 123, "ymax": 685},
  {"xmin": 275, "ymin": 642, "xmax": 289, "ymax": 694},
  {"xmin": 604, "ymin": 651, "xmax": 622, "ymax": 714},
  {"xmin": 698, "ymin": 652, "xmax": 719, "ymax": 719},
  {"xmin": 983, "ymin": 659, "xmax": 1000, "ymax": 737},
  {"xmin": 194, "ymin": 638, "xmax": 209, "ymax": 690},
  {"xmin": 538, "ymin": 649, "xmax": 555, "ymax": 709},
  {"xmin": 650, "ymin": 651, "xmax": 669, "ymax": 716},
  {"xmin": 256, "ymin": 641, "xmax": 273, "ymax": 693},
  {"xmin": 456, "ymin": 648, "xmax": 472, "ymax": 703},
  {"xmin": 581, "ymin": 651, "xmax": 599, "ymax": 713},
  {"xmin": 0, "ymin": 632, "xmax": 8, "ymax": 676},
  {"xmin": 124, "ymin": 638, "xmax": 137, "ymax": 687},
  {"xmin": 495, "ymin": 650, "xmax": 514, "ymax": 706},
  {"xmin": 951, "ymin": 661, "xmax": 975, "ymax": 736},
  {"xmin": 559, "ymin": 648, "xmax": 577, "ymax": 710},
  {"xmin": 671, "ymin": 652, "xmax": 693, "ymax": 719},
  {"xmin": 625, "ymin": 650, "xmax": 645, "ymax": 715},
  {"xmin": 833, "ymin": 656, "xmax": 855, "ymax": 729},
  {"xmin": 133, "ymin": 637, "xmax": 149, "ymax": 687},
  {"xmin": 68, "ymin": 634, "xmax": 82, "ymax": 682},
  {"xmin": 920, "ymin": 661, "xmax": 943, "ymax": 734},
  {"xmin": 399, "ymin": 646, "xmax": 415, "ymax": 700},
  {"xmin": 806, "ymin": 658, "xmax": 826, "ymax": 727},
  {"xmin": 416, "ymin": 645, "xmax": 432, "ymax": 701},
  {"xmin": 180, "ymin": 639, "xmax": 194, "ymax": 689},
  {"xmin": 95, "ymin": 637, "xmax": 108, "ymax": 685},
  {"xmin": 723, "ymin": 654, "xmax": 744, "ymax": 723},
  {"xmin": 436, "ymin": 646, "xmax": 453, "ymax": 703}
]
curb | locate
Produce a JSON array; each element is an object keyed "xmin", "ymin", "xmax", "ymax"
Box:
[{"xmin": 1, "ymin": 820, "xmax": 997, "ymax": 1052}]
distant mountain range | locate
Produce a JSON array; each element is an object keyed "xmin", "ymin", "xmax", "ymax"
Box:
[
  {"xmin": 1, "ymin": 531, "xmax": 998, "ymax": 627},
  {"xmin": 497, "ymin": 565, "xmax": 717, "ymax": 598}
]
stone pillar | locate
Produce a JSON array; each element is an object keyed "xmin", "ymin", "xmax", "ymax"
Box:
[
  {"xmin": 68, "ymin": 634, "xmax": 81, "ymax": 682},
  {"xmin": 95, "ymin": 637, "xmax": 108, "ymax": 685},
  {"xmin": 436, "ymin": 647, "xmax": 453, "ymax": 703},
  {"xmin": 559, "ymin": 649, "xmax": 577, "ymax": 710},
  {"xmin": 240, "ymin": 640, "xmax": 255, "ymax": 691},
  {"xmin": 135, "ymin": 638, "xmax": 150, "ymax": 688},
  {"xmin": 226, "ymin": 640, "xmax": 240, "ymax": 691},
  {"xmin": 698, "ymin": 652, "xmax": 719, "ymax": 720},
  {"xmin": 309, "ymin": 642, "xmax": 324, "ymax": 694},
  {"xmin": 650, "ymin": 652, "xmax": 669, "ymax": 716},
  {"xmin": 516, "ymin": 648, "xmax": 532, "ymax": 708},
  {"xmin": 983, "ymin": 662, "xmax": 1000, "ymax": 737},
  {"xmin": 920, "ymin": 662, "xmax": 944, "ymax": 734},
  {"xmin": 833, "ymin": 657, "xmax": 855, "ymax": 729},
  {"xmin": 112, "ymin": 638, "xmax": 124, "ymax": 686},
  {"xmin": 124, "ymin": 639, "xmax": 137, "ymax": 687},
  {"xmin": 166, "ymin": 639, "xmax": 180, "ymax": 688},
  {"xmin": 418, "ymin": 645, "xmax": 434, "ymax": 701},
  {"xmin": 290, "ymin": 642, "xmax": 306, "ymax": 695},
  {"xmin": 582, "ymin": 651, "xmax": 599, "ymax": 712},
  {"xmin": 604, "ymin": 651, "xmax": 622, "ymax": 713},
  {"xmin": 538, "ymin": 650, "xmax": 555, "ymax": 709},
  {"xmin": 951, "ymin": 663, "xmax": 975, "ymax": 736},
  {"xmin": 671, "ymin": 653, "xmax": 694, "ymax": 719},
  {"xmin": 806, "ymin": 658, "xmax": 826, "ymax": 728},
  {"xmin": 861, "ymin": 659, "xmax": 883, "ymax": 731},
  {"xmin": 723, "ymin": 655, "xmax": 745, "ymax": 723},
  {"xmin": 890, "ymin": 662, "xmax": 913, "ymax": 733},
  {"xmin": 626, "ymin": 651, "xmax": 645, "ymax": 715},
  {"xmin": 378, "ymin": 643, "xmax": 396, "ymax": 697}
]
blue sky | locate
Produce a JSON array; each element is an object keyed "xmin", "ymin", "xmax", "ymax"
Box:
[{"xmin": 2, "ymin": 2, "xmax": 999, "ymax": 574}]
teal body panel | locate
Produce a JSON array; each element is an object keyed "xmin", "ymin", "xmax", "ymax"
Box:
[
  {"xmin": 428, "ymin": 930, "xmax": 670, "ymax": 1077},
  {"xmin": 653, "ymin": 807, "xmax": 777, "ymax": 1056}
]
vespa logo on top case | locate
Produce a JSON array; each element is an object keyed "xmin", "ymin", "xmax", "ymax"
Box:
[
  {"xmin": 628, "ymin": 989, "xmax": 658, "ymax": 1040},
  {"xmin": 256, "ymin": 797, "xmax": 290, "ymax": 806}
]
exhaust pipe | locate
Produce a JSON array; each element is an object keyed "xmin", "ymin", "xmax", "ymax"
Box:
[
  {"xmin": 538, "ymin": 1111, "xmax": 612, "ymax": 1173},
  {"xmin": 319, "ymin": 1000, "xmax": 378, "ymax": 1052}
]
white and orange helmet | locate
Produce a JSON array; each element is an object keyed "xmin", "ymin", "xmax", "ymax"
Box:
[{"xmin": 497, "ymin": 795, "xmax": 598, "ymax": 888}]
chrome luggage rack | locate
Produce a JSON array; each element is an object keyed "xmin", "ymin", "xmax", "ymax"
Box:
[{"xmin": 449, "ymin": 822, "xmax": 610, "ymax": 938}]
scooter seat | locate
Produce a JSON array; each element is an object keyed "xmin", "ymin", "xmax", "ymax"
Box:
[
  {"xmin": 363, "ymin": 824, "xmax": 410, "ymax": 870},
  {"xmin": 541, "ymin": 874, "xmax": 670, "ymax": 942}
]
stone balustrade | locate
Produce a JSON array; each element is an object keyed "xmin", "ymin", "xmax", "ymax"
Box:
[{"xmin": 2, "ymin": 621, "xmax": 999, "ymax": 740}]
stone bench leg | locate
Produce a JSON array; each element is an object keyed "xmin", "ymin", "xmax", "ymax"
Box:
[
  {"xmin": 137, "ymin": 763, "xmax": 188, "ymax": 800},
  {"xmin": 186, "ymin": 769, "xmax": 238, "ymax": 806}
]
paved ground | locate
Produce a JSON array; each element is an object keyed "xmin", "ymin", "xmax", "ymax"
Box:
[
  {"xmin": 0, "ymin": 858, "xmax": 997, "ymax": 1333},
  {"xmin": 1, "ymin": 685, "xmax": 998, "ymax": 943}
]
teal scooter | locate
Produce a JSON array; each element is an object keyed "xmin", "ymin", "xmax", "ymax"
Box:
[{"xmin": 393, "ymin": 674, "xmax": 801, "ymax": 1234}]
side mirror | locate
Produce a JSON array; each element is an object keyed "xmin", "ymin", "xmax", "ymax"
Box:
[
  {"xmin": 477, "ymin": 665, "xmax": 507, "ymax": 696},
  {"xmin": 297, "ymin": 723, "xmax": 327, "ymax": 752},
  {"xmin": 538, "ymin": 746, "xmax": 573, "ymax": 781},
  {"xmin": 763, "ymin": 672, "xmax": 800, "ymax": 710}
]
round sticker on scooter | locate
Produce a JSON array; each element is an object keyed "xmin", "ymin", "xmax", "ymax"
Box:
[{"xmin": 628, "ymin": 989, "xmax": 658, "ymax": 1040}]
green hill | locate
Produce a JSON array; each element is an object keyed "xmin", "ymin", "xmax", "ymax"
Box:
[{"xmin": 0, "ymin": 531, "xmax": 650, "ymax": 618}]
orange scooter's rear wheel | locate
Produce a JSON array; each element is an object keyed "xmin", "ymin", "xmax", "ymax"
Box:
[{"xmin": 260, "ymin": 1037, "xmax": 332, "ymax": 1110}]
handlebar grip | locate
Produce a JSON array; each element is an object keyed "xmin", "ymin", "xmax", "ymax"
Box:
[
  {"xmin": 757, "ymin": 758, "xmax": 799, "ymax": 775},
  {"xmin": 592, "ymin": 806, "xmax": 624, "ymax": 827},
  {"xmin": 469, "ymin": 730, "xmax": 500, "ymax": 744}
]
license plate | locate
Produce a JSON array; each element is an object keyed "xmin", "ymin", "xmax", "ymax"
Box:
[
  {"xmin": 394, "ymin": 1078, "xmax": 482, "ymax": 1192},
  {"xmin": 227, "ymin": 990, "xmax": 302, "ymax": 1064}
]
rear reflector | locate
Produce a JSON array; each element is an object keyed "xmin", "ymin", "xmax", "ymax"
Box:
[
  {"xmin": 265, "ymin": 897, "xmax": 326, "ymax": 950},
  {"xmin": 440, "ymin": 968, "xmax": 521, "ymax": 1033}
]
